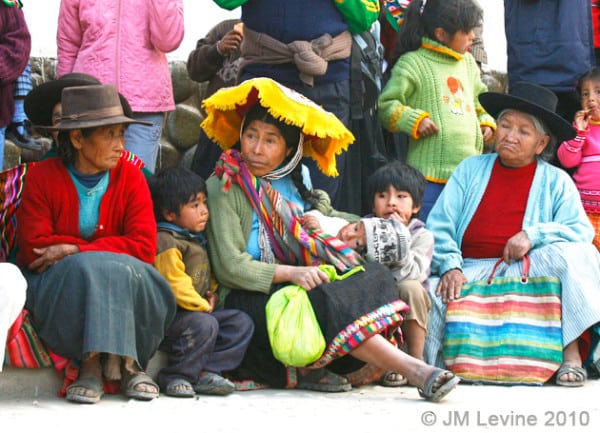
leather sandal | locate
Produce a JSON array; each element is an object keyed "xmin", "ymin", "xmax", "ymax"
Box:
[
  {"xmin": 555, "ymin": 363, "xmax": 587, "ymax": 387},
  {"xmin": 418, "ymin": 368, "xmax": 460, "ymax": 402},
  {"xmin": 296, "ymin": 368, "xmax": 352, "ymax": 393},
  {"xmin": 66, "ymin": 375, "xmax": 104, "ymax": 404},
  {"xmin": 121, "ymin": 370, "xmax": 159, "ymax": 401}
]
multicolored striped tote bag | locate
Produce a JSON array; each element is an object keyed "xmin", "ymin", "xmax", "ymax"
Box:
[{"xmin": 443, "ymin": 256, "xmax": 563, "ymax": 385}]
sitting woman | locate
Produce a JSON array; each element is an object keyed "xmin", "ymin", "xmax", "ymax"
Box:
[
  {"xmin": 425, "ymin": 82, "xmax": 600, "ymax": 386},
  {"xmin": 15, "ymin": 84, "xmax": 176, "ymax": 403},
  {"xmin": 203, "ymin": 77, "xmax": 459, "ymax": 402}
]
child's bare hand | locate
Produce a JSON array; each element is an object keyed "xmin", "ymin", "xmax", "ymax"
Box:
[
  {"xmin": 217, "ymin": 28, "xmax": 243, "ymax": 55},
  {"xmin": 301, "ymin": 214, "xmax": 321, "ymax": 231},
  {"xmin": 573, "ymin": 110, "xmax": 590, "ymax": 132},
  {"xmin": 387, "ymin": 211, "xmax": 408, "ymax": 225},
  {"xmin": 417, "ymin": 118, "xmax": 439, "ymax": 137},
  {"xmin": 206, "ymin": 291, "xmax": 218, "ymax": 312},
  {"xmin": 481, "ymin": 125, "xmax": 494, "ymax": 142}
]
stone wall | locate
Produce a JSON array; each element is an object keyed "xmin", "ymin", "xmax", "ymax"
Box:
[
  {"xmin": 3, "ymin": 57, "xmax": 507, "ymax": 171},
  {"xmin": 3, "ymin": 57, "xmax": 207, "ymax": 172}
]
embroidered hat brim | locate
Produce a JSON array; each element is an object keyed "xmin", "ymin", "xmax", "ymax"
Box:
[{"xmin": 201, "ymin": 77, "xmax": 355, "ymax": 177}]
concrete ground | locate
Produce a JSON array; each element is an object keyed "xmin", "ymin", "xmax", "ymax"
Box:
[{"xmin": 1, "ymin": 365, "xmax": 598, "ymax": 433}]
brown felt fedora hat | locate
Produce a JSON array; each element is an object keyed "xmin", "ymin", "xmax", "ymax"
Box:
[
  {"xmin": 25, "ymin": 73, "xmax": 133, "ymax": 127},
  {"xmin": 47, "ymin": 84, "xmax": 150, "ymax": 131},
  {"xmin": 479, "ymin": 82, "xmax": 576, "ymax": 143}
]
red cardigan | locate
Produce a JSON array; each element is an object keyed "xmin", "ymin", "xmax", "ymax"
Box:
[{"xmin": 16, "ymin": 158, "xmax": 156, "ymax": 267}]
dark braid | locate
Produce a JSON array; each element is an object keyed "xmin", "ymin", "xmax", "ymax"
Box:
[{"xmin": 290, "ymin": 164, "xmax": 320, "ymax": 209}]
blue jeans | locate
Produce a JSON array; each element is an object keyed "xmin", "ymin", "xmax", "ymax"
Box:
[
  {"xmin": 157, "ymin": 309, "xmax": 254, "ymax": 388},
  {"xmin": 421, "ymin": 181, "xmax": 445, "ymax": 223},
  {"xmin": 124, "ymin": 112, "xmax": 164, "ymax": 173}
]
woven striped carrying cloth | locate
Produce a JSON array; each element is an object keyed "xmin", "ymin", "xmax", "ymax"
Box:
[{"xmin": 443, "ymin": 255, "xmax": 563, "ymax": 385}]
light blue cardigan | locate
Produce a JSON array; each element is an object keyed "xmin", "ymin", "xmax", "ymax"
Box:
[{"xmin": 427, "ymin": 153, "xmax": 594, "ymax": 276}]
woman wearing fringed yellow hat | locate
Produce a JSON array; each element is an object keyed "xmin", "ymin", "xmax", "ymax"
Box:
[{"xmin": 204, "ymin": 78, "xmax": 459, "ymax": 401}]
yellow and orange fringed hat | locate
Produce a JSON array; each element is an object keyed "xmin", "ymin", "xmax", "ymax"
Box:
[{"xmin": 201, "ymin": 77, "xmax": 355, "ymax": 177}]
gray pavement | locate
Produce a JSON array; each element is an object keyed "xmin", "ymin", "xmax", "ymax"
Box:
[{"xmin": 1, "ymin": 367, "xmax": 599, "ymax": 433}]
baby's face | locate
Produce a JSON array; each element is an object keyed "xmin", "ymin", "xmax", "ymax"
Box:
[{"xmin": 337, "ymin": 221, "xmax": 366, "ymax": 253}]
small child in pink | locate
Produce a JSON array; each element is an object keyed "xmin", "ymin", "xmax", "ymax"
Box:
[{"xmin": 558, "ymin": 67, "xmax": 600, "ymax": 251}]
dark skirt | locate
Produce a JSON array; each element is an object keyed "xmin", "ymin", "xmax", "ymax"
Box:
[
  {"xmin": 24, "ymin": 251, "xmax": 176, "ymax": 368},
  {"xmin": 224, "ymin": 262, "xmax": 407, "ymax": 388}
]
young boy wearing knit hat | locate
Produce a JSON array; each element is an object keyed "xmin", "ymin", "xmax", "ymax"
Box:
[{"xmin": 336, "ymin": 161, "xmax": 433, "ymax": 386}]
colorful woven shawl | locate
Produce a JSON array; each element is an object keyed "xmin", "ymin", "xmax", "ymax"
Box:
[{"xmin": 215, "ymin": 149, "xmax": 364, "ymax": 272}]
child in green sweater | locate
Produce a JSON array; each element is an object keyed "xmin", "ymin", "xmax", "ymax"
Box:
[{"xmin": 378, "ymin": 0, "xmax": 495, "ymax": 220}]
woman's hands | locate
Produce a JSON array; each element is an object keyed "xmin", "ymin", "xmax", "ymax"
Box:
[
  {"xmin": 274, "ymin": 265, "xmax": 330, "ymax": 291},
  {"xmin": 502, "ymin": 231, "xmax": 531, "ymax": 264},
  {"xmin": 29, "ymin": 244, "xmax": 80, "ymax": 274},
  {"xmin": 436, "ymin": 269, "xmax": 467, "ymax": 304}
]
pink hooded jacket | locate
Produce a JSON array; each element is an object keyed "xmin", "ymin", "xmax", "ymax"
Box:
[{"xmin": 57, "ymin": 0, "xmax": 184, "ymax": 113}]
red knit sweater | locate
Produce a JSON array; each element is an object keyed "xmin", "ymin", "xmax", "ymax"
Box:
[
  {"xmin": 461, "ymin": 159, "xmax": 536, "ymax": 258},
  {"xmin": 16, "ymin": 158, "xmax": 156, "ymax": 267}
]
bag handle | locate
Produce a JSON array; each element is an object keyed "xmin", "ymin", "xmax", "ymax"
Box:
[{"xmin": 487, "ymin": 255, "xmax": 530, "ymax": 284}]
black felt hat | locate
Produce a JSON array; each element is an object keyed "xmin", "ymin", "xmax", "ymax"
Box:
[
  {"xmin": 25, "ymin": 73, "xmax": 133, "ymax": 127},
  {"xmin": 479, "ymin": 82, "xmax": 576, "ymax": 142}
]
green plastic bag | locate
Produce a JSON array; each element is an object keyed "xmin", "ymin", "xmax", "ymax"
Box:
[
  {"xmin": 265, "ymin": 264, "xmax": 365, "ymax": 367},
  {"xmin": 266, "ymin": 284, "xmax": 325, "ymax": 367}
]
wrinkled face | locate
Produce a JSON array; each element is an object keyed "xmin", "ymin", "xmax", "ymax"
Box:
[
  {"xmin": 580, "ymin": 79, "xmax": 600, "ymax": 121},
  {"xmin": 337, "ymin": 221, "xmax": 366, "ymax": 253},
  {"xmin": 372, "ymin": 186, "xmax": 420, "ymax": 225},
  {"xmin": 165, "ymin": 192, "xmax": 209, "ymax": 233},
  {"xmin": 240, "ymin": 119, "xmax": 292, "ymax": 177},
  {"xmin": 71, "ymin": 124, "xmax": 126, "ymax": 174},
  {"xmin": 495, "ymin": 111, "xmax": 549, "ymax": 168}
]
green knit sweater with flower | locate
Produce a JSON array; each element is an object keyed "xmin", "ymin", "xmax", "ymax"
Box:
[{"xmin": 378, "ymin": 37, "xmax": 496, "ymax": 183}]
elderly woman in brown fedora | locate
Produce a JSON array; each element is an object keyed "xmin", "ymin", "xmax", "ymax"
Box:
[
  {"xmin": 425, "ymin": 82, "xmax": 600, "ymax": 387},
  {"xmin": 23, "ymin": 72, "xmax": 148, "ymax": 171},
  {"xmin": 15, "ymin": 84, "xmax": 176, "ymax": 404}
]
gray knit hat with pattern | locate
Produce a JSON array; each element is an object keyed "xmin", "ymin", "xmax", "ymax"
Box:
[{"xmin": 362, "ymin": 218, "xmax": 409, "ymax": 265}]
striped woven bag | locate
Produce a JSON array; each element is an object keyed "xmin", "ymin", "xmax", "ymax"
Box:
[{"xmin": 443, "ymin": 255, "xmax": 563, "ymax": 385}]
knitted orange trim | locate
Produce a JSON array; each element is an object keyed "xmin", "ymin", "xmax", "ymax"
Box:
[
  {"xmin": 421, "ymin": 42, "xmax": 463, "ymax": 61},
  {"xmin": 412, "ymin": 112, "xmax": 430, "ymax": 139},
  {"xmin": 425, "ymin": 176, "xmax": 448, "ymax": 184}
]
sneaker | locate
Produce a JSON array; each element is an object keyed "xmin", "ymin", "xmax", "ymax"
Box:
[{"xmin": 5, "ymin": 122, "xmax": 43, "ymax": 151}]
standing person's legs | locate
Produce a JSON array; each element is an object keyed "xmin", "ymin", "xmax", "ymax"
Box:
[
  {"xmin": 0, "ymin": 263, "xmax": 27, "ymax": 371},
  {"xmin": 420, "ymin": 181, "xmax": 445, "ymax": 223},
  {"xmin": 124, "ymin": 112, "xmax": 165, "ymax": 173},
  {"xmin": 5, "ymin": 63, "xmax": 41, "ymax": 152},
  {"xmin": 292, "ymin": 80, "xmax": 350, "ymax": 209},
  {"xmin": 0, "ymin": 127, "xmax": 5, "ymax": 170}
]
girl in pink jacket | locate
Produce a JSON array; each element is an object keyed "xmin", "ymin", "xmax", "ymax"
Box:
[
  {"xmin": 57, "ymin": 0, "xmax": 185, "ymax": 172},
  {"xmin": 558, "ymin": 67, "xmax": 600, "ymax": 251}
]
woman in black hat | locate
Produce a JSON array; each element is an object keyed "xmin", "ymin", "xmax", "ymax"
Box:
[
  {"xmin": 424, "ymin": 82, "xmax": 600, "ymax": 387},
  {"xmin": 15, "ymin": 84, "xmax": 176, "ymax": 403}
]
